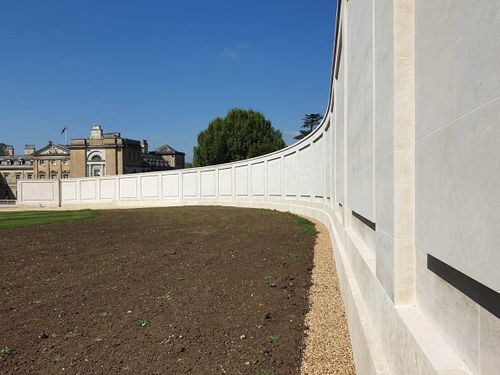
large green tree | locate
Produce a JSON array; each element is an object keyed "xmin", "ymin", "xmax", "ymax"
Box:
[
  {"xmin": 294, "ymin": 113, "xmax": 323, "ymax": 140},
  {"xmin": 0, "ymin": 143, "xmax": 7, "ymax": 156},
  {"xmin": 193, "ymin": 109, "xmax": 285, "ymax": 167}
]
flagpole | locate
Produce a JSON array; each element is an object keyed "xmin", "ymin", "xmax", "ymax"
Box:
[{"xmin": 62, "ymin": 124, "xmax": 68, "ymax": 145}]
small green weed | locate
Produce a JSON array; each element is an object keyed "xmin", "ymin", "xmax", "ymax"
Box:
[
  {"xmin": 268, "ymin": 335, "xmax": 279, "ymax": 343},
  {"xmin": 136, "ymin": 319, "xmax": 150, "ymax": 327},
  {"xmin": 258, "ymin": 371, "xmax": 275, "ymax": 375},
  {"xmin": 154, "ymin": 292, "xmax": 171, "ymax": 301},
  {"xmin": 291, "ymin": 319, "xmax": 301, "ymax": 329},
  {"xmin": 53, "ymin": 354, "xmax": 64, "ymax": 363},
  {"xmin": 99, "ymin": 310, "xmax": 110, "ymax": 318},
  {"xmin": 0, "ymin": 347, "xmax": 12, "ymax": 357},
  {"xmin": 67, "ymin": 331, "xmax": 81, "ymax": 338},
  {"xmin": 109, "ymin": 286, "xmax": 118, "ymax": 292},
  {"xmin": 31, "ymin": 299, "xmax": 42, "ymax": 305},
  {"xmin": 263, "ymin": 275, "xmax": 275, "ymax": 283},
  {"xmin": 289, "ymin": 252, "xmax": 304, "ymax": 259},
  {"xmin": 79, "ymin": 271, "xmax": 88, "ymax": 277},
  {"xmin": 46, "ymin": 276, "xmax": 57, "ymax": 283}
]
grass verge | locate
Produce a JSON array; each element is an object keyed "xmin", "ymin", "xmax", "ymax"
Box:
[{"xmin": 0, "ymin": 210, "xmax": 101, "ymax": 230}]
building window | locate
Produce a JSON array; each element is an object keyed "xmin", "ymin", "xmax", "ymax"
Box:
[
  {"xmin": 39, "ymin": 160, "xmax": 45, "ymax": 165},
  {"xmin": 51, "ymin": 173, "xmax": 57, "ymax": 179},
  {"xmin": 38, "ymin": 172, "xmax": 45, "ymax": 179},
  {"xmin": 15, "ymin": 174, "xmax": 21, "ymax": 180},
  {"xmin": 27, "ymin": 174, "xmax": 32, "ymax": 180},
  {"xmin": 62, "ymin": 173, "xmax": 69, "ymax": 179},
  {"xmin": 51, "ymin": 160, "xmax": 57, "ymax": 166},
  {"xmin": 3, "ymin": 173, "xmax": 9, "ymax": 181},
  {"xmin": 91, "ymin": 155, "xmax": 102, "ymax": 161},
  {"xmin": 63, "ymin": 159, "xmax": 69, "ymax": 165}
]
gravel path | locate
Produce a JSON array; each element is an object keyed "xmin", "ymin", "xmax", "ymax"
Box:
[{"xmin": 301, "ymin": 221, "xmax": 356, "ymax": 374}]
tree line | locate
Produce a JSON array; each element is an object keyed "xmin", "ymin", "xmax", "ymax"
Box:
[{"xmin": 192, "ymin": 109, "xmax": 323, "ymax": 167}]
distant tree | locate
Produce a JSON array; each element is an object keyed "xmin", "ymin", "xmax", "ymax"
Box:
[
  {"xmin": 0, "ymin": 143, "xmax": 7, "ymax": 156},
  {"xmin": 184, "ymin": 162, "xmax": 193, "ymax": 169},
  {"xmin": 294, "ymin": 113, "xmax": 323, "ymax": 140},
  {"xmin": 193, "ymin": 109, "xmax": 286, "ymax": 167}
]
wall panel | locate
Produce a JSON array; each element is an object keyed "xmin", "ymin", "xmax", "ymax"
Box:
[
  {"xmin": 100, "ymin": 179, "xmax": 116, "ymax": 200},
  {"xmin": 284, "ymin": 152, "xmax": 298, "ymax": 197},
  {"xmin": 81, "ymin": 180, "xmax": 97, "ymax": 200},
  {"xmin": 201, "ymin": 170, "xmax": 216, "ymax": 197},
  {"xmin": 235, "ymin": 166, "xmax": 248, "ymax": 196},
  {"xmin": 251, "ymin": 162, "xmax": 265, "ymax": 196},
  {"xmin": 141, "ymin": 175, "xmax": 160, "ymax": 198},
  {"xmin": 119, "ymin": 178, "xmax": 137, "ymax": 199},
  {"xmin": 182, "ymin": 172, "xmax": 197, "ymax": 197},
  {"xmin": 267, "ymin": 158, "xmax": 281, "ymax": 196},
  {"xmin": 218, "ymin": 168, "xmax": 232, "ymax": 197},
  {"xmin": 162, "ymin": 174, "xmax": 179, "ymax": 197}
]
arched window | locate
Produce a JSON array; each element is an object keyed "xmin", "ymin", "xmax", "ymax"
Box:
[
  {"xmin": 38, "ymin": 172, "xmax": 45, "ymax": 179},
  {"xmin": 91, "ymin": 155, "xmax": 102, "ymax": 161}
]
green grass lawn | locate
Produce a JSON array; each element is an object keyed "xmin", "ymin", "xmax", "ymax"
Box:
[{"xmin": 0, "ymin": 210, "xmax": 102, "ymax": 230}]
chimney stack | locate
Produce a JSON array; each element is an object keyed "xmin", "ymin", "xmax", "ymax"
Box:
[
  {"xmin": 90, "ymin": 125, "xmax": 103, "ymax": 139},
  {"xmin": 5, "ymin": 145, "xmax": 14, "ymax": 156},
  {"xmin": 24, "ymin": 144, "xmax": 35, "ymax": 155},
  {"xmin": 142, "ymin": 139, "xmax": 149, "ymax": 154}
]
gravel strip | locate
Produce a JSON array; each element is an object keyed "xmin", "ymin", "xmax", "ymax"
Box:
[{"xmin": 301, "ymin": 220, "xmax": 356, "ymax": 374}]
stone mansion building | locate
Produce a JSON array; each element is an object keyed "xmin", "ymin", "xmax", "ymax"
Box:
[{"xmin": 0, "ymin": 125, "xmax": 185, "ymax": 199}]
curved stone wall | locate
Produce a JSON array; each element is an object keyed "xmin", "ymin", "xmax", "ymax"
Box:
[{"xmin": 16, "ymin": 0, "xmax": 500, "ymax": 373}]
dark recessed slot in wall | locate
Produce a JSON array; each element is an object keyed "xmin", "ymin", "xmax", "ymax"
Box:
[
  {"xmin": 352, "ymin": 210, "xmax": 376, "ymax": 231},
  {"xmin": 427, "ymin": 254, "xmax": 500, "ymax": 319},
  {"xmin": 339, "ymin": 203, "xmax": 343, "ymax": 207}
]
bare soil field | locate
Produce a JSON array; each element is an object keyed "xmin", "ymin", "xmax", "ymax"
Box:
[{"xmin": 0, "ymin": 206, "xmax": 318, "ymax": 374}]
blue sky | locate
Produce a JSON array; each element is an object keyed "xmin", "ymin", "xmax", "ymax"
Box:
[{"xmin": 0, "ymin": 0, "xmax": 337, "ymax": 161}]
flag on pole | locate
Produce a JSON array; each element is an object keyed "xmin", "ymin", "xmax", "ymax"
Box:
[{"xmin": 61, "ymin": 125, "xmax": 68, "ymax": 135}]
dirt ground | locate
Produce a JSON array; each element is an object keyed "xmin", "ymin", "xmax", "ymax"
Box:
[{"xmin": 0, "ymin": 206, "xmax": 317, "ymax": 374}]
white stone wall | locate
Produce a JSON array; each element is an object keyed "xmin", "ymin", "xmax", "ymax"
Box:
[
  {"xmin": 16, "ymin": 1, "xmax": 499, "ymax": 374},
  {"xmin": 414, "ymin": 1, "xmax": 500, "ymax": 373}
]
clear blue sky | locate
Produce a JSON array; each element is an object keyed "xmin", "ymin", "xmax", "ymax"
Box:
[{"xmin": 0, "ymin": 0, "xmax": 337, "ymax": 161}]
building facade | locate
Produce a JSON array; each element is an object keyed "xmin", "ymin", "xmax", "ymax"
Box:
[
  {"xmin": 0, "ymin": 145, "xmax": 35, "ymax": 199},
  {"xmin": 1, "ymin": 125, "xmax": 185, "ymax": 198},
  {"xmin": 69, "ymin": 126, "xmax": 185, "ymax": 178},
  {"xmin": 149, "ymin": 144, "xmax": 185, "ymax": 169},
  {"xmin": 32, "ymin": 142, "xmax": 71, "ymax": 180},
  {"xmin": 69, "ymin": 125, "xmax": 148, "ymax": 178}
]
